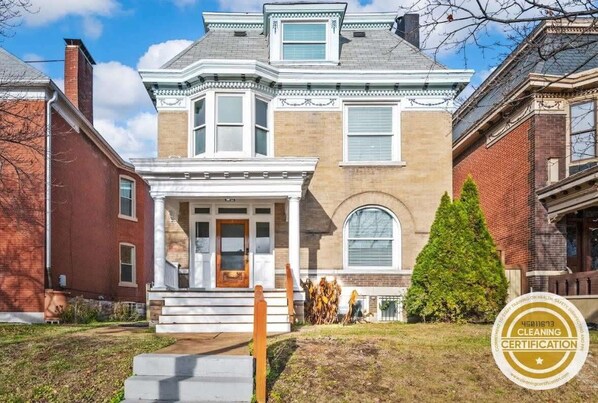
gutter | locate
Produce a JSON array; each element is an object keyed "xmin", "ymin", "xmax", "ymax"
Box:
[{"xmin": 45, "ymin": 90, "xmax": 58, "ymax": 289}]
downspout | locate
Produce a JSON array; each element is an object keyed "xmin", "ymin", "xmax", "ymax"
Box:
[{"xmin": 45, "ymin": 90, "xmax": 58, "ymax": 288}]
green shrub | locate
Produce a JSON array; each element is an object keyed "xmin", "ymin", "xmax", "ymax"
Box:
[
  {"xmin": 405, "ymin": 177, "xmax": 508, "ymax": 323},
  {"xmin": 57, "ymin": 296, "xmax": 102, "ymax": 324}
]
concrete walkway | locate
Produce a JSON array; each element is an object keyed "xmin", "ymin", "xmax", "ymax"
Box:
[{"xmin": 156, "ymin": 332, "xmax": 252, "ymax": 356}]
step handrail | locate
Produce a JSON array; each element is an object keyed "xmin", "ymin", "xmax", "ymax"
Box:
[
  {"xmin": 253, "ymin": 285, "xmax": 267, "ymax": 403},
  {"xmin": 285, "ymin": 263, "xmax": 295, "ymax": 323}
]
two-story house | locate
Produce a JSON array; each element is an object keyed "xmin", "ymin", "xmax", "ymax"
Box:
[
  {"xmin": 0, "ymin": 40, "xmax": 153, "ymax": 323},
  {"xmin": 453, "ymin": 18, "xmax": 598, "ymax": 323},
  {"xmin": 135, "ymin": 2, "xmax": 472, "ymax": 332}
]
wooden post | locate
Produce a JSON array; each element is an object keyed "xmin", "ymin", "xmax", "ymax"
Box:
[
  {"xmin": 285, "ymin": 263, "xmax": 295, "ymax": 323},
  {"xmin": 253, "ymin": 285, "xmax": 267, "ymax": 403}
]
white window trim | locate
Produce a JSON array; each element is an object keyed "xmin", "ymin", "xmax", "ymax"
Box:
[
  {"xmin": 118, "ymin": 175, "xmax": 137, "ymax": 221},
  {"xmin": 188, "ymin": 90, "xmax": 273, "ymax": 158},
  {"xmin": 254, "ymin": 95, "xmax": 271, "ymax": 157},
  {"xmin": 569, "ymin": 99, "xmax": 597, "ymax": 163},
  {"xmin": 269, "ymin": 17, "xmax": 340, "ymax": 65},
  {"xmin": 281, "ymin": 21, "xmax": 328, "ymax": 62},
  {"xmin": 343, "ymin": 205, "xmax": 402, "ymax": 272},
  {"xmin": 342, "ymin": 103, "xmax": 401, "ymax": 164},
  {"xmin": 192, "ymin": 97, "xmax": 206, "ymax": 157},
  {"xmin": 119, "ymin": 242, "xmax": 137, "ymax": 287}
]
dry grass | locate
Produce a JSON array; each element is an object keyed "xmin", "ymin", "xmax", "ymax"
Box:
[
  {"xmin": 0, "ymin": 324, "xmax": 174, "ymax": 402},
  {"xmin": 266, "ymin": 323, "xmax": 598, "ymax": 403}
]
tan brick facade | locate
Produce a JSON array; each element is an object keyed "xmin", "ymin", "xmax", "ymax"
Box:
[
  {"xmin": 158, "ymin": 111, "xmax": 188, "ymax": 158},
  {"xmin": 273, "ymin": 110, "xmax": 453, "ymax": 273}
]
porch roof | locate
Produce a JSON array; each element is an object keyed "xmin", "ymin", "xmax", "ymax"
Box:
[
  {"xmin": 537, "ymin": 165, "xmax": 598, "ymax": 222},
  {"xmin": 131, "ymin": 157, "xmax": 318, "ymax": 199}
]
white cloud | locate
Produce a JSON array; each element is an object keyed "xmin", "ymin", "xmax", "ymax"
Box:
[
  {"xmin": 82, "ymin": 16, "xmax": 103, "ymax": 39},
  {"xmin": 25, "ymin": 0, "xmax": 120, "ymax": 26},
  {"xmin": 93, "ymin": 61, "xmax": 152, "ymax": 121},
  {"xmin": 137, "ymin": 39, "xmax": 193, "ymax": 70},
  {"xmin": 95, "ymin": 112, "xmax": 157, "ymax": 161}
]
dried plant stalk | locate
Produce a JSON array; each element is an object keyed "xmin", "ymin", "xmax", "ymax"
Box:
[{"xmin": 301, "ymin": 277, "xmax": 341, "ymax": 325}]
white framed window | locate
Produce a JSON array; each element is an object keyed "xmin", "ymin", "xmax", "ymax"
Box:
[
  {"xmin": 193, "ymin": 98, "xmax": 206, "ymax": 156},
  {"xmin": 344, "ymin": 206, "xmax": 401, "ymax": 270},
  {"xmin": 255, "ymin": 97, "xmax": 269, "ymax": 156},
  {"xmin": 189, "ymin": 91, "xmax": 271, "ymax": 158},
  {"xmin": 282, "ymin": 22, "xmax": 327, "ymax": 61},
  {"xmin": 119, "ymin": 243, "xmax": 136, "ymax": 286},
  {"xmin": 119, "ymin": 176, "xmax": 136, "ymax": 220},
  {"xmin": 570, "ymin": 100, "xmax": 596, "ymax": 162},
  {"xmin": 344, "ymin": 104, "xmax": 399, "ymax": 163}
]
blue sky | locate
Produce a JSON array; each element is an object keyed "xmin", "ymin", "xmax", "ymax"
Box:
[{"xmin": 1, "ymin": 0, "xmax": 498, "ymax": 160}]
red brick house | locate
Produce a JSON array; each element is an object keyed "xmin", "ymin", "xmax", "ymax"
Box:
[
  {"xmin": 0, "ymin": 39, "xmax": 153, "ymax": 323},
  {"xmin": 453, "ymin": 19, "xmax": 598, "ymax": 322}
]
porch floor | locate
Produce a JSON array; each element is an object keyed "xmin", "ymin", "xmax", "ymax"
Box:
[{"xmin": 156, "ymin": 332, "xmax": 252, "ymax": 356}]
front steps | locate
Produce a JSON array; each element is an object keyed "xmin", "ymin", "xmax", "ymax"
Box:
[
  {"xmin": 123, "ymin": 354, "xmax": 253, "ymax": 402},
  {"xmin": 154, "ymin": 290, "xmax": 291, "ymax": 334}
]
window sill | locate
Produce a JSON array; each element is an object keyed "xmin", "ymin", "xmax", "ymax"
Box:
[
  {"xmin": 273, "ymin": 60, "xmax": 339, "ymax": 67},
  {"xmin": 118, "ymin": 282, "xmax": 138, "ymax": 288},
  {"xmin": 118, "ymin": 214, "xmax": 138, "ymax": 222},
  {"xmin": 339, "ymin": 161, "xmax": 407, "ymax": 167}
]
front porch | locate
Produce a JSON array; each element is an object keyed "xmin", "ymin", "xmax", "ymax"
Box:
[{"xmin": 132, "ymin": 157, "xmax": 317, "ymax": 331}]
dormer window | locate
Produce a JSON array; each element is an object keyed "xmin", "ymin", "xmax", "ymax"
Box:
[{"xmin": 282, "ymin": 23, "xmax": 327, "ymax": 61}]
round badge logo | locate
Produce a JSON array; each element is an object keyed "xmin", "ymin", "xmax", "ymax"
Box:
[{"xmin": 491, "ymin": 292, "xmax": 589, "ymax": 390}]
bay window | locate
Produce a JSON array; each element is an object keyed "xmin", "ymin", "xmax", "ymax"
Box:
[
  {"xmin": 190, "ymin": 92, "xmax": 270, "ymax": 158},
  {"xmin": 571, "ymin": 101, "xmax": 596, "ymax": 161}
]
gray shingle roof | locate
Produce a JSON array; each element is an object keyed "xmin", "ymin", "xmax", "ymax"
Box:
[
  {"xmin": 0, "ymin": 47, "xmax": 48, "ymax": 83},
  {"xmin": 162, "ymin": 29, "xmax": 445, "ymax": 71},
  {"xmin": 454, "ymin": 32, "xmax": 598, "ymax": 142}
]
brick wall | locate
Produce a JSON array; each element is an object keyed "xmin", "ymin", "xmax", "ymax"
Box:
[
  {"xmin": 64, "ymin": 43, "xmax": 93, "ymax": 123},
  {"xmin": 158, "ymin": 112, "xmax": 188, "ymax": 158},
  {"xmin": 274, "ymin": 110, "xmax": 453, "ymax": 273},
  {"xmin": 51, "ymin": 111, "xmax": 151, "ymax": 302},
  {"xmin": 453, "ymin": 118, "xmax": 532, "ymax": 275},
  {"xmin": 0, "ymin": 100, "xmax": 46, "ymax": 313}
]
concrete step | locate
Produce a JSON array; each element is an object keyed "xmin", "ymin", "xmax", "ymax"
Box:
[
  {"xmin": 163, "ymin": 297, "xmax": 288, "ymax": 307},
  {"xmin": 162, "ymin": 305, "xmax": 289, "ymax": 316},
  {"xmin": 132, "ymin": 354, "xmax": 253, "ymax": 377},
  {"xmin": 153, "ymin": 291, "xmax": 287, "ymax": 298},
  {"xmin": 155, "ymin": 322, "xmax": 291, "ymax": 333},
  {"xmin": 159, "ymin": 314, "xmax": 289, "ymax": 324},
  {"xmin": 124, "ymin": 375, "xmax": 252, "ymax": 402}
]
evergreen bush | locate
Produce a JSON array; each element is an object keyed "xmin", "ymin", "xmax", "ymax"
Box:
[{"xmin": 405, "ymin": 177, "xmax": 508, "ymax": 322}]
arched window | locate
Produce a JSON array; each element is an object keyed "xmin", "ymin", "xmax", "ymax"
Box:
[{"xmin": 344, "ymin": 206, "xmax": 400, "ymax": 269}]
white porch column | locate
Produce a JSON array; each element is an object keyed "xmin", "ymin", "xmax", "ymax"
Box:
[
  {"xmin": 288, "ymin": 196, "xmax": 301, "ymax": 291},
  {"xmin": 153, "ymin": 194, "xmax": 166, "ymax": 289}
]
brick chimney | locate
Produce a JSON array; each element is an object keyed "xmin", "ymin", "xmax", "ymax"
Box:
[
  {"xmin": 395, "ymin": 14, "xmax": 420, "ymax": 49},
  {"xmin": 64, "ymin": 38, "xmax": 95, "ymax": 123}
]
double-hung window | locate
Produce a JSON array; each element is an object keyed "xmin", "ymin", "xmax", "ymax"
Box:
[
  {"xmin": 216, "ymin": 95, "xmax": 244, "ymax": 152},
  {"xmin": 119, "ymin": 243, "xmax": 136, "ymax": 285},
  {"xmin": 282, "ymin": 23, "xmax": 327, "ymax": 61},
  {"xmin": 345, "ymin": 105, "xmax": 395, "ymax": 162},
  {"xmin": 255, "ymin": 98, "xmax": 268, "ymax": 156},
  {"xmin": 193, "ymin": 98, "xmax": 206, "ymax": 156},
  {"xmin": 571, "ymin": 101, "xmax": 596, "ymax": 161},
  {"xmin": 119, "ymin": 176, "xmax": 135, "ymax": 219}
]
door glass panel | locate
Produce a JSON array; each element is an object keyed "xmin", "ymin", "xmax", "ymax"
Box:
[
  {"xmin": 221, "ymin": 223, "xmax": 245, "ymax": 270},
  {"xmin": 255, "ymin": 222, "xmax": 270, "ymax": 254},
  {"xmin": 591, "ymin": 228, "xmax": 598, "ymax": 270},
  {"xmin": 195, "ymin": 222, "xmax": 209, "ymax": 253}
]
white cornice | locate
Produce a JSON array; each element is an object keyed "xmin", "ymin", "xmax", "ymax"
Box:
[{"xmin": 140, "ymin": 59, "xmax": 473, "ymax": 87}]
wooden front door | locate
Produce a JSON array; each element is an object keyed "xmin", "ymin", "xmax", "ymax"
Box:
[{"xmin": 216, "ymin": 219, "xmax": 250, "ymax": 288}]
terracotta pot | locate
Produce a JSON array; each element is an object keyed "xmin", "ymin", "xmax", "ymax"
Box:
[{"xmin": 44, "ymin": 290, "xmax": 70, "ymax": 320}]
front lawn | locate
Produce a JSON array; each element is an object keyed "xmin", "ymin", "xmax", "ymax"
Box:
[
  {"xmin": 266, "ymin": 323, "xmax": 598, "ymax": 402},
  {"xmin": 0, "ymin": 323, "xmax": 174, "ymax": 402}
]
